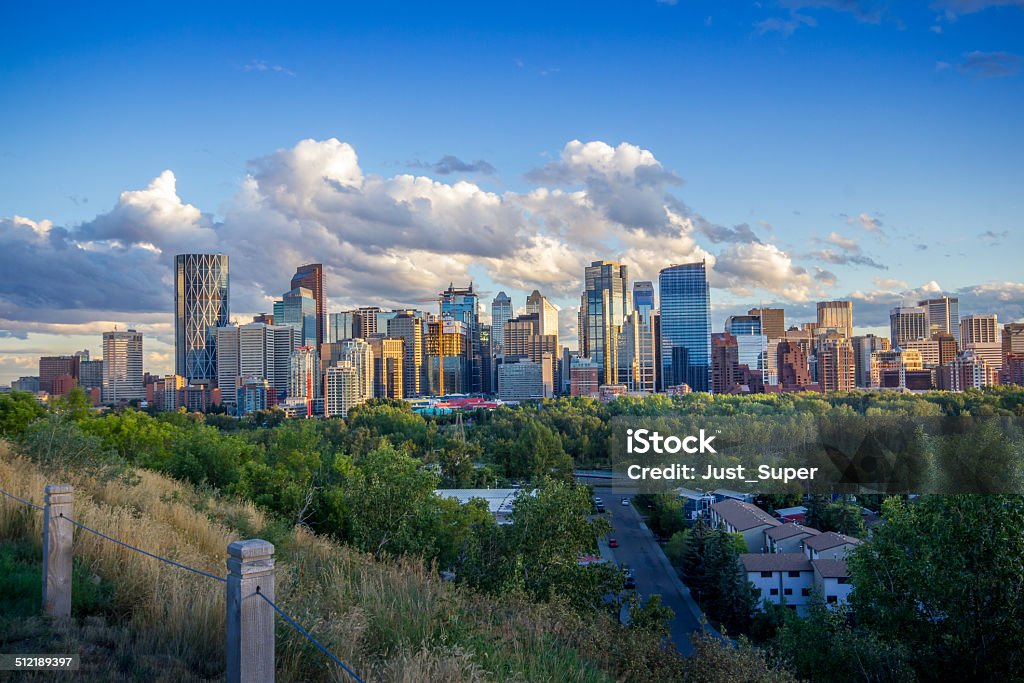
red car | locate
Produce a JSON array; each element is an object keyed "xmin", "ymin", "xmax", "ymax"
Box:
[{"xmin": 608, "ymin": 537, "xmax": 619, "ymax": 548}]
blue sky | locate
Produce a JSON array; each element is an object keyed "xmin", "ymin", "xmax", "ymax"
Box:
[{"xmin": 1, "ymin": 1, "xmax": 1022, "ymax": 382}]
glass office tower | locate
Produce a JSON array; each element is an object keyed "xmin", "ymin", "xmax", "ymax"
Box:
[
  {"xmin": 175, "ymin": 253, "xmax": 229, "ymax": 385},
  {"xmin": 658, "ymin": 261, "xmax": 711, "ymax": 392},
  {"xmin": 580, "ymin": 260, "xmax": 630, "ymax": 386}
]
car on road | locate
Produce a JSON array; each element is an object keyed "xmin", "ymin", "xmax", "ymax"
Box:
[
  {"xmin": 621, "ymin": 498, "xmax": 630, "ymax": 506},
  {"xmin": 608, "ymin": 537, "xmax": 619, "ymax": 548},
  {"xmin": 624, "ymin": 569, "xmax": 636, "ymax": 589}
]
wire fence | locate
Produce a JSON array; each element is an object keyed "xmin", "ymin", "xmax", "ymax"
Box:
[
  {"xmin": 256, "ymin": 587, "xmax": 364, "ymax": 683},
  {"xmin": 0, "ymin": 485, "xmax": 363, "ymax": 681}
]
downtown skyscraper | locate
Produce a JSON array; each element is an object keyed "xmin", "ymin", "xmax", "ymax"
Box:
[
  {"xmin": 290, "ymin": 264, "xmax": 325, "ymax": 350},
  {"xmin": 175, "ymin": 253, "xmax": 229, "ymax": 385},
  {"xmin": 580, "ymin": 260, "xmax": 629, "ymax": 386},
  {"xmin": 659, "ymin": 261, "xmax": 711, "ymax": 392},
  {"xmin": 491, "ymin": 291, "xmax": 512, "ymax": 354}
]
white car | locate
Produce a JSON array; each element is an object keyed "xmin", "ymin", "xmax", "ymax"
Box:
[{"xmin": 621, "ymin": 498, "xmax": 630, "ymax": 506}]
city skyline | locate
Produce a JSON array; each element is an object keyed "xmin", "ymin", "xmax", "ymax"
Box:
[{"xmin": 2, "ymin": 2, "xmax": 1023, "ymax": 383}]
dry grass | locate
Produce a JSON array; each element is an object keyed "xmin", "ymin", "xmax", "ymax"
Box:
[{"xmin": 0, "ymin": 441, "xmax": 628, "ymax": 682}]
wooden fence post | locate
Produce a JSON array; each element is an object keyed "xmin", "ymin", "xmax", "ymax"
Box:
[
  {"xmin": 226, "ymin": 539, "xmax": 275, "ymax": 683},
  {"xmin": 42, "ymin": 484, "xmax": 74, "ymax": 617}
]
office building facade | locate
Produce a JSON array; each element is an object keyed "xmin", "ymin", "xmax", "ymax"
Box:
[
  {"xmin": 175, "ymin": 253, "xmax": 229, "ymax": 385},
  {"xmin": 659, "ymin": 261, "xmax": 711, "ymax": 392}
]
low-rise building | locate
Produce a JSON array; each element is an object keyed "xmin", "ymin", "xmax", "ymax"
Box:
[
  {"xmin": 740, "ymin": 553, "xmax": 814, "ymax": 613},
  {"xmin": 812, "ymin": 558, "xmax": 853, "ymax": 607},
  {"xmin": 709, "ymin": 499, "xmax": 781, "ymax": 552},
  {"xmin": 803, "ymin": 531, "xmax": 862, "ymax": 560},
  {"xmin": 765, "ymin": 523, "xmax": 821, "ymax": 554},
  {"xmin": 434, "ymin": 488, "xmax": 534, "ymax": 525}
]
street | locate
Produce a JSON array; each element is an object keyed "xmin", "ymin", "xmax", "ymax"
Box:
[{"xmin": 592, "ymin": 485, "xmax": 710, "ymax": 656}]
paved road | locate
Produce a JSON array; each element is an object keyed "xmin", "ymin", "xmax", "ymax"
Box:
[{"xmin": 593, "ymin": 486, "xmax": 708, "ymax": 656}]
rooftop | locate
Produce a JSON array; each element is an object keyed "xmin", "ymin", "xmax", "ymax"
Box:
[
  {"xmin": 805, "ymin": 531, "xmax": 863, "ymax": 552},
  {"xmin": 812, "ymin": 559, "xmax": 850, "ymax": 579},
  {"xmin": 766, "ymin": 523, "xmax": 821, "ymax": 541},
  {"xmin": 740, "ymin": 553, "xmax": 812, "ymax": 573},
  {"xmin": 711, "ymin": 499, "xmax": 781, "ymax": 532}
]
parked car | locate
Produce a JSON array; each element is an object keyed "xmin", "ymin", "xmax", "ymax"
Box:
[
  {"xmin": 608, "ymin": 537, "xmax": 619, "ymax": 548},
  {"xmin": 621, "ymin": 498, "xmax": 630, "ymax": 506},
  {"xmin": 624, "ymin": 569, "xmax": 636, "ymax": 589}
]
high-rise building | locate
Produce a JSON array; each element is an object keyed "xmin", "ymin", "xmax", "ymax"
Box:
[
  {"xmin": 339, "ymin": 338, "xmax": 374, "ymax": 402},
  {"xmin": 274, "ymin": 287, "xmax": 317, "ymax": 348},
  {"xmin": 938, "ymin": 352, "xmax": 998, "ymax": 391},
  {"xmin": 355, "ymin": 306, "xmax": 382, "ymax": 338},
  {"xmin": 621, "ymin": 281, "xmax": 657, "ymax": 394},
  {"xmin": 1004, "ymin": 323, "xmax": 1024, "ymax": 364},
  {"xmin": 369, "ymin": 336, "xmax": 405, "ymax": 399},
  {"xmin": 38, "ymin": 355, "xmax": 80, "ymax": 394},
  {"xmin": 889, "ymin": 306, "xmax": 928, "ymax": 347},
  {"xmin": 918, "ymin": 296, "xmax": 959, "ymax": 337},
  {"xmin": 933, "ymin": 332, "xmax": 958, "ymax": 367},
  {"xmin": 328, "ymin": 311, "xmax": 358, "ymax": 343},
  {"xmin": 960, "ymin": 314, "xmax": 1001, "ymax": 372},
  {"xmin": 817, "ymin": 301, "xmax": 853, "ymax": 339},
  {"xmin": 325, "ymin": 363, "xmax": 362, "ymax": 418},
  {"xmin": 711, "ymin": 332, "xmax": 741, "ymax": 394},
  {"xmin": 776, "ymin": 340, "xmax": 813, "ymax": 390},
  {"xmin": 580, "ymin": 260, "xmax": 630, "ymax": 386},
  {"xmin": 216, "ymin": 323, "xmax": 295, "ymax": 405},
  {"xmin": 902, "ymin": 339, "xmax": 941, "ymax": 368},
  {"xmin": 569, "ymin": 357, "xmax": 599, "ymax": 397},
  {"xmin": 491, "ymin": 292, "xmax": 512, "ymax": 354},
  {"xmin": 749, "ymin": 307, "xmax": 785, "ymax": 340},
  {"xmin": 102, "ymin": 329, "xmax": 145, "ymax": 403},
  {"xmin": 425, "ymin": 318, "xmax": 469, "ymax": 395},
  {"xmin": 852, "ymin": 335, "xmax": 891, "ymax": 387},
  {"xmin": 659, "ymin": 261, "xmax": 711, "ymax": 392},
  {"xmin": 525, "ymin": 290, "xmax": 560, "ymax": 343},
  {"xmin": 236, "ymin": 376, "xmax": 271, "ymax": 416},
  {"xmin": 175, "ymin": 253, "xmax": 229, "ymax": 385},
  {"xmin": 817, "ymin": 336, "xmax": 856, "ymax": 392},
  {"xmin": 11, "ymin": 377, "xmax": 40, "ymax": 393},
  {"xmin": 387, "ymin": 311, "xmax": 424, "ymax": 398},
  {"xmin": 870, "ymin": 348, "xmax": 923, "ymax": 389},
  {"xmin": 79, "ymin": 360, "xmax": 104, "ymax": 391},
  {"xmin": 726, "ymin": 315, "xmax": 768, "ymax": 384},
  {"xmin": 440, "ymin": 283, "xmax": 486, "ymax": 393},
  {"xmin": 290, "ymin": 264, "xmax": 325, "ymax": 351},
  {"xmin": 288, "ymin": 346, "xmax": 321, "ymax": 417},
  {"xmin": 497, "ymin": 356, "xmax": 547, "ymax": 401},
  {"xmin": 1001, "ymin": 353, "xmax": 1024, "ymax": 387}
]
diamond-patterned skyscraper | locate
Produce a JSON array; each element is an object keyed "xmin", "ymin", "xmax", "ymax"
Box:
[{"xmin": 175, "ymin": 253, "xmax": 230, "ymax": 385}]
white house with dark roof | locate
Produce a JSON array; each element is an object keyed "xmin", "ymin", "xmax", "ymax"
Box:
[
  {"xmin": 812, "ymin": 558, "xmax": 853, "ymax": 607},
  {"xmin": 803, "ymin": 531, "xmax": 863, "ymax": 560},
  {"xmin": 740, "ymin": 553, "xmax": 814, "ymax": 613},
  {"xmin": 710, "ymin": 499, "xmax": 781, "ymax": 552},
  {"xmin": 765, "ymin": 523, "xmax": 821, "ymax": 554}
]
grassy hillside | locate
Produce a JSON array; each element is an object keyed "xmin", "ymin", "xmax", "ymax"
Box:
[{"xmin": 0, "ymin": 440, "xmax": 794, "ymax": 682}]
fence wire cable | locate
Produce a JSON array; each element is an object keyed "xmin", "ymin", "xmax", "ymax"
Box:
[
  {"xmin": 255, "ymin": 587, "xmax": 364, "ymax": 683},
  {"xmin": 0, "ymin": 487, "xmax": 45, "ymax": 511},
  {"xmin": 59, "ymin": 512, "xmax": 227, "ymax": 583}
]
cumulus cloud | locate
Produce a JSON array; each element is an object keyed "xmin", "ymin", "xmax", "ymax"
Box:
[
  {"xmin": 4, "ymin": 135, "xmax": 1019, "ymax": 377},
  {"xmin": 712, "ymin": 242, "xmax": 820, "ymax": 302}
]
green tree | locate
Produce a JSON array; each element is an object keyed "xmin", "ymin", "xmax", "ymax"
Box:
[
  {"xmin": 340, "ymin": 443, "xmax": 441, "ymax": 557},
  {"xmin": 772, "ymin": 601, "xmax": 915, "ymax": 683},
  {"xmin": 0, "ymin": 391, "xmax": 45, "ymax": 438},
  {"xmin": 848, "ymin": 495, "xmax": 1024, "ymax": 681}
]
